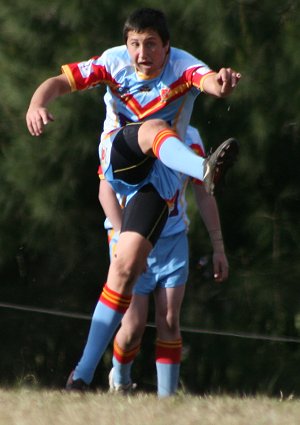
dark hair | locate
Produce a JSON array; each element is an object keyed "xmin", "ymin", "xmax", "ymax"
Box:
[{"xmin": 123, "ymin": 8, "xmax": 170, "ymax": 46}]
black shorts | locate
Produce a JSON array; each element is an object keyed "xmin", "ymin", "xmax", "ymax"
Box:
[
  {"xmin": 121, "ymin": 183, "xmax": 168, "ymax": 246},
  {"xmin": 111, "ymin": 123, "xmax": 155, "ymax": 184}
]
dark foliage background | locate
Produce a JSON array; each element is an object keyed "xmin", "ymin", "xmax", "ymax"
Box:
[{"xmin": 1, "ymin": 0, "xmax": 299, "ymax": 395}]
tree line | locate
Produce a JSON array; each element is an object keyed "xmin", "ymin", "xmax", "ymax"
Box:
[{"xmin": 0, "ymin": 0, "xmax": 299, "ymax": 394}]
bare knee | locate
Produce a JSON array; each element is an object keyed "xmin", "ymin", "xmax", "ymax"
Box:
[
  {"xmin": 138, "ymin": 119, "xmax": 170, "ymax": 154},
  {"xmin": 107, "ymin": 234, "xmax": 151, "ymax": 293},
  {"xmin": 112, "ymin": 253, "xmax": 146, "ymax": 286}
]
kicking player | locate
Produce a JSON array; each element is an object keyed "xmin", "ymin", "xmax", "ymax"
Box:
[
  {"xmin": 26, "ymin": 8, "xmax": 240, "ymax": 390},
  {"xmin": 66, "ymin": 127, "xmax": 228, "ymax": 396}
]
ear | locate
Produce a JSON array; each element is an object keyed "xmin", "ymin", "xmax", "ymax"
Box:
[{"xmin": 164, "ymin": 41, "xmax": 170, "ymax": 53}]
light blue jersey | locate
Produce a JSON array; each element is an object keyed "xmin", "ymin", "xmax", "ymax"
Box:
[
  {"xmin": 62, "ymin": 46, "xmax": 213, "ymax": 139},
  {"xmin": 63, "ymin": 46, "xmax": 213, "ymax": 201}
]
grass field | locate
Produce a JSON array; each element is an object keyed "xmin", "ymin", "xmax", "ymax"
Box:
[{"xmin": 0, "ymin": 389, "xmax": 299, "ymax": 425}]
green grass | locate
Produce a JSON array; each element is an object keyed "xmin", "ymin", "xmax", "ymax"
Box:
[{"xmin": 0, "ymin": 389, "xmax": 300, "ymax": 425}]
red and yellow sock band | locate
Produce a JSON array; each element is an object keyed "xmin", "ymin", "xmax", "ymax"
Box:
[
  {"xmin": 155, "ymin": 338, "xmax": 182, "ymax": 364},
  {"xmin": 152, "ymin": 129, "xmax": 180, "ymax": 158},
  {"xmin": 113, "ymin": 338, "xmax": 140, "ymax": 364},
  {"xmin": 99, "ymin": 284, "xmax": 131, "ymax": 314}
]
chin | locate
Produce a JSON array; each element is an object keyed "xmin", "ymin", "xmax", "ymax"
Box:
[{"xmin": 140, "ymin": 67, "xmax": 153, "ymax": 75}]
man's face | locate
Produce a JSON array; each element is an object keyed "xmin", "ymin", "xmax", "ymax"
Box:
[{"xmin": 126, "ymin": 30, "xmax": 169, "ymax": 77}]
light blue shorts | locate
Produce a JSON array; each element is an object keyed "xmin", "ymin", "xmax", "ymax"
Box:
[{"xmin": 107, "ymin": 230, "xmax": 189, "ymax": 295}]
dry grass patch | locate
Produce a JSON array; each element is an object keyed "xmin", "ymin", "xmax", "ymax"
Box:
[{"xmin": 0, "ymin": 389, "xmax": 299, "ymax": 425}]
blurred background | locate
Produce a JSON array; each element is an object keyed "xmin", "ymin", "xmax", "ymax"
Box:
[{"xmin": 1, "ymin": 0, "xmax": 300, "ymax": 395}]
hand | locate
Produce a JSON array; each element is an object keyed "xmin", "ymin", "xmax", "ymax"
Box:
[
  {"xmin": 216, "ymin": 67, "xmax": 241, "ymax": 96},
  {"xmin": 212, "ymin": 251, "xmax": 229, "ymax": 282},
  {"xmin": 26, "ymin": 106, "xmax": 54, "ymax": 136}
]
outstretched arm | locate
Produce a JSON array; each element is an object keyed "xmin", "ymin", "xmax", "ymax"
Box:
[
  {"xmin": 192, "ymin": 183, "xmax": 229, "ymax": 282},
  {"xmin": 26, "ymin": 74, "xmax": 71, "ymax": 136},
  {"xmin": 202, "ymin": 67, "xmax": 241, "ymax": 98}
]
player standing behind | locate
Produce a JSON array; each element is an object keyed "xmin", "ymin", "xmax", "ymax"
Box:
[{"xmin": 66, "ymin": 127, "xmax": 228, "ymax": 397}]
